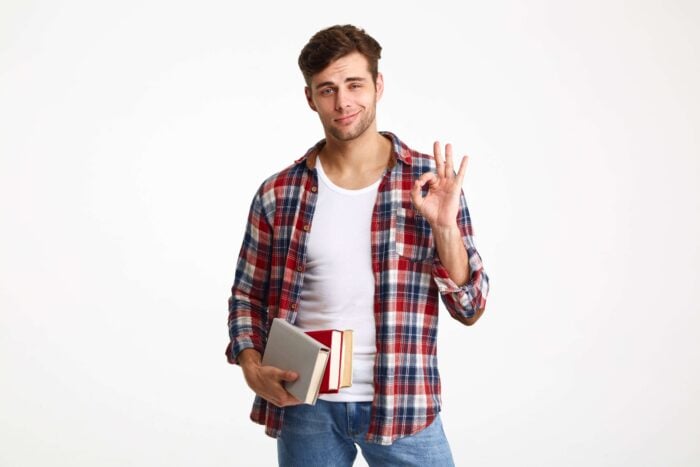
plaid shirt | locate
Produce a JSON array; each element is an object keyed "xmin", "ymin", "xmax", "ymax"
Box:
[{"xmin": 226, "ymin": 132, "xmax": 489, "ymax": 445}]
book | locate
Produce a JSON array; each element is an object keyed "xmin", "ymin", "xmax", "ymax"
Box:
[
  {"xmin": 340, "ymin": 330, "xmax": 353, "ymax": 389},
  {"xmin": 305, "ymin": 329, "xmax": 353, "ymax": 394},
  {"xmin": 261, "ymin": 318, "xmax": 330, "ymax": 405}
]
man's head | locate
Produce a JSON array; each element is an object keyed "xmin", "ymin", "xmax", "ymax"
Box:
[
  {"xmin": 298, "ymin": 24, "xmax": 382, "ymax": 87},
  {"xmin": 299, "ymin": 25, "xmax": 384, "ymax": 143}
]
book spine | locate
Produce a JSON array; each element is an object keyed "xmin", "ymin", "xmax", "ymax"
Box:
[{"xmin": 306, "ymin": 330, "xmax": 336, "ymax": 393}]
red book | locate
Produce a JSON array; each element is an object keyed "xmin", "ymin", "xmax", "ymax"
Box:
[{"xmin": 305, "ymin": 329, "xmax": 353, "ymax": 393}]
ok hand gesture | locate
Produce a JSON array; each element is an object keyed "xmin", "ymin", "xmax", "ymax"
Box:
[{"xmin": 410, "ymin": 142, "xmax": 468, "ymax": 230}]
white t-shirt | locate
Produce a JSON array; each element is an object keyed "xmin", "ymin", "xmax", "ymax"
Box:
[{"xmin": 294, "ymin": 157, "xmax": 380, "ymax": 402}]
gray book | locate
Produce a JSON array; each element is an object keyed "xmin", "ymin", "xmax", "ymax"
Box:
[{"xmin": 262, "ymin": 318, "xmax": 330, "ymax": 405}]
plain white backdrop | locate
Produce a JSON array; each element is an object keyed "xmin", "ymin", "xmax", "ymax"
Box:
[{"xmin": 1, "ymin": 1, "xmax": 699, "ymax": 466}]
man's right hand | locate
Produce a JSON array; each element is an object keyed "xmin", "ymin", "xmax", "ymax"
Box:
[{"xmin": 237, "ymin": 349, "xmax": 302, "ymax": 407}]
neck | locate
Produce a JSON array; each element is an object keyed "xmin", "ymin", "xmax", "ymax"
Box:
[{"xmin": 319, "ymin": 130, "xmax": 391, "ymax": 174}]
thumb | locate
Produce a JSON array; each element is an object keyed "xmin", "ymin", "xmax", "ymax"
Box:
[{"xmin": 278, "ymin": 370, "xmax": 298, "ymax": 382}]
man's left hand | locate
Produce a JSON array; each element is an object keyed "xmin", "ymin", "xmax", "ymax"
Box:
[{"xmin": 410, "ymin": 141, "xmax": 468, "ymax": 229}]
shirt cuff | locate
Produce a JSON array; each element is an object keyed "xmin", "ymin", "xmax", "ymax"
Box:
[
  {"xmin": 226, "ymin": 336, "xmax": 265, "ymax": 365},
  {"xmin": 431, "ymin": 246, "xmax": 476, "ymax": 293},
  {"xmin": 431, "ymin": 245, "xmax": 488, "ymax": 320},
  {"xmin": 433, "ymin": 265, "xmax": 462, "ymax": 293}
]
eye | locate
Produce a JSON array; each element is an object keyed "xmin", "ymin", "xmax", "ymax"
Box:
[{"xmin": 320, "ymin": 88, "xmax": 335, "ymax": 96}]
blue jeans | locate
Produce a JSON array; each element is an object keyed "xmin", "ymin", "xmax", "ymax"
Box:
[{"xmin": 277, "ymin": 400, "xmax": 455, "ymax": 467}]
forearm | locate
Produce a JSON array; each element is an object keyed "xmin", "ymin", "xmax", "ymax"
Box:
[
  {"xmin": 431, "ymin": 220, "xmax": 489, "ymax": 325},
  {"xmin": 432, "ymin": 238, "xmax": 489, "ymax": 325},
  {"xmin": 237, "ymin": 348, "xmax": 262, "ymax": 367},
  {"xmin": 432, "ymin": 223, "xmax": 470, "ymax": 287}
]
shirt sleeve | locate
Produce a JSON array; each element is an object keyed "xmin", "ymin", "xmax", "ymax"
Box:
[
  {"xmin": 226, "ymin": 186, "xmax": 273, "ymax": 364},
  {"xmin": 431, "ymin": 190, "xmax": 490, "ymax": 320}
]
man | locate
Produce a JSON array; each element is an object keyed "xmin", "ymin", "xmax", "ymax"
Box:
[{"xmin": 226, "ymin": 24, "xmax": 489, "ymax": 466}]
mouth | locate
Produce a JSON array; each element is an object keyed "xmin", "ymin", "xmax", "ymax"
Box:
[{"xmin": 334, "ymin": 110, "xmax": 361, "ymax": 124}]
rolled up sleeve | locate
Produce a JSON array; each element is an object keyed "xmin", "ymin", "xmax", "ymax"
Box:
[
  {"xmin": 432, "ymin": 191, "xmax": 489, "ymax": 320},
  {"xmin": 226, "ymin": 187, "xmax": 273, "ymax": 364}
]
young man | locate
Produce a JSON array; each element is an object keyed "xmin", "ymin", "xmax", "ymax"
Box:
[{"xmin": 226, "ymin": 25, "xmax": 489, "ymax": 466}]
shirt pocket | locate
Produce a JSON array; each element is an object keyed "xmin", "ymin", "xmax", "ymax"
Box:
[{"xmin": 394, "ymin": 206, "xmax": 435, "ymax": 261}]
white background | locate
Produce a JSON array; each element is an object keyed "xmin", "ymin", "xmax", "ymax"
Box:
[{"xmin": 1, "ymin": 1, "xmax": 699, "ymax": 466}]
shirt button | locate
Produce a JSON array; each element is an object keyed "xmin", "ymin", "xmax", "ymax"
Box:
[
  {"xmin": 296, "ymin": 265, "xmax": 303, "ymax": 272},
  {"xmin": 311, "ymin": 186, "xmax": 318, "ymax": 193},
  {"xmin": 303, "ymin": 224, "xmax": 310, "ymax": 232},
  {"xmin": 291, "ymin": 303, "xmax": 297, "ymax": 310}
]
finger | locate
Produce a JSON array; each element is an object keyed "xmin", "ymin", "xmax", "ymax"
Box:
[
  {"xmin": 411, "ymin": 172, "xmax": 435, "ymax": 199},
  {"xmin": 415, "ymin": 170, "xmax": 436, "ymax": 187},
  {"xmin": 267, "ymin": 366, "xmax": 298, "ymax": 382},
  {"xmin": 444, "ymin": 143, "xmax": 454, "ymax": 177},
  {"xmin": 268, "ymin": 396, "xmax": 285, "ymax": 408},
  {"xmin": 279, "ymin": 370, "xmax": 298, "ymax": 382},
  {"xmin": 411, "ymin": 172, "xmax": 436, "ymax": 211},
  {"xmin": 456, "ymin": 155, "xmax": 469, "ymax": 184},
  {"xmin": 433, "ymin": 141, "xmax": 445, "ymax": 178},
  {"xmin": 268, "ymin": 386, "xmax": 302, "ymax": 407},
  {"xmin": 410, "ymin": 179, "xmax": 424, "ymax": 210},
  {"xmin": 280, "ymin": 392, "xmax": 302, "ymax": 406},
  {"xmin": 258, "ymin": 376, "xmax": 301, "ymax": 407},
  {"xmin": 261, "ymin": 387, "xmax": 283, "ymax": 407}
]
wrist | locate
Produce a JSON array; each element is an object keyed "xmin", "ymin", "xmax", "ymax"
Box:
[
  {"xmin": 237, "ymin": 348, "xmax": 262, "ymax": 369},
  {"xmin": 431, "ymin": 223, "xmax": 461, "ymax": 238}
]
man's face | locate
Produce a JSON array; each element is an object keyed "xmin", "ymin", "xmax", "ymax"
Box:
[{"xmin": 305, "ymin": 52, "xmax": 384, "ymax": 143}]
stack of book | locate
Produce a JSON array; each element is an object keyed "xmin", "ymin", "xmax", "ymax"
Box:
[{"xmin": 261, "ymin": 318, "xmax": 353, "ymax": 405}]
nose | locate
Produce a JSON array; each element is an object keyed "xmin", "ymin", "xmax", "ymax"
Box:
[{"xmin": 334, "ymin": 88, "xmax": 350, "ymax": 111}]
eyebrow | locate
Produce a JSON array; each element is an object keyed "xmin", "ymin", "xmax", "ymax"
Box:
[{"xmin": 314, "ymin": 76, "xmax": 367, "ymax": 89}]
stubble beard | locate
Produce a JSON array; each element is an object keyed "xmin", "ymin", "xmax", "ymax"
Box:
[{"xmin": 327, "ymin": 102, "xmax": 377, "ymax": 142}]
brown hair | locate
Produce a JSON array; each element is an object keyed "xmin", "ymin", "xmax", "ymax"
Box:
[{"xmin": 298, "ymin": 24, "xmax": 382, "ymax": 86}]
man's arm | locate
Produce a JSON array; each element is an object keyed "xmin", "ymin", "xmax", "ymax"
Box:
[
  {"xmin": 431, "ymin": 222, "xmax": 485, "ymax": 325},
  {"xmin": 430, "ymin": 192, "xmax": 489, "ymax": 325},
  {"xmin": 411, "ymin": 142, "xmax": 489, "ymax": 325},
  {"xmin": 227, "ymin": 188, "xmax": 301, "ymax": 406},
  {"xmin": 227, "ymin": 188, "xmax": 273, "ymax": 362},
  {"xmin": 432, "ymin": 224, "xmax": 469, "ymax": 288}
]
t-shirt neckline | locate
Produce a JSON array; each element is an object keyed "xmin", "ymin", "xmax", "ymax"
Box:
[{"xmin": 316, "ymin": 157, "xmax": 382, "ymax": 196}]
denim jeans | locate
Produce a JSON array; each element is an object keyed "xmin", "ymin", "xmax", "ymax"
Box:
[{"xmin": 277, "ymin": 400, "xmax": 455, "ymax": 467}]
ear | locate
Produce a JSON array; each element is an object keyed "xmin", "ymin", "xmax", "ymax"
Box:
[
  {"xmin": 375, "ymin": 72, "xmax": 384, "ymax": 101},
  {"xmin": 304, "ymin": 86, "xmax": 317, "ymax": 112}
]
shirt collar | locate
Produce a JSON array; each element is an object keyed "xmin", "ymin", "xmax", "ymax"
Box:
[{"xmin": 293, "ymin": 131, "xmax": 413, "ymax": 168}]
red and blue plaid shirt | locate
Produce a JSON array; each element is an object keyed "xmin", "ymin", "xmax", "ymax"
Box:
[{"xmin": 226, "ymin": 132, "xmax": 489, "ymax": 445}]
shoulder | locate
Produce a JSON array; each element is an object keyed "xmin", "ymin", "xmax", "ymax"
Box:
[
  {"xmin": 251, "ymin": 144, "xmax": 318, "ymax": 217},
  {"xmin": 257, "ymin": 160, "xmax": 306, "ymax": 195},
  {"xmin": 407, "ymin": 147, "xmax": 435, "ymax": 173},
  {"xmin": 383, "ymin": 131, "xmax": 436, "ymax": 174}
]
